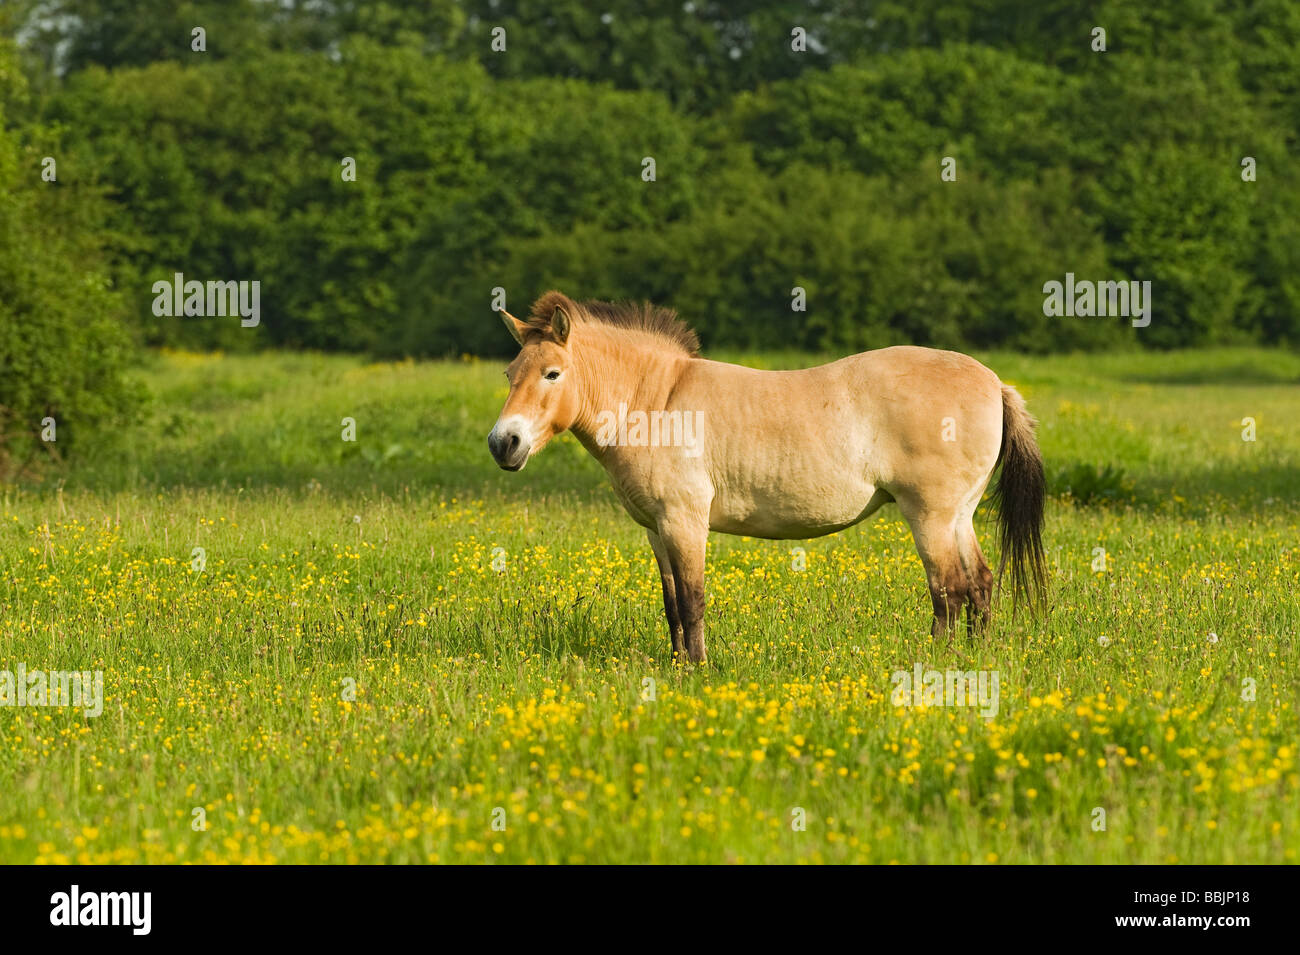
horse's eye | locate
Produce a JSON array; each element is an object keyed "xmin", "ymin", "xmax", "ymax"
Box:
[{"xmin": 544, "ymin": 369, "xmax": 561, "ymax": 381}]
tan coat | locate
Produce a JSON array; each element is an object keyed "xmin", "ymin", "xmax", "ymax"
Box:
[{"xmin": 490, "ymin": 292, "xmax": 1045, "ymax": 662}]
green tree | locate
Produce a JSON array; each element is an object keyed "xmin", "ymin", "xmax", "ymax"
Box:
[{"xmin": 0, "ymin": 40, "xmax": 144, "ymax": 473}]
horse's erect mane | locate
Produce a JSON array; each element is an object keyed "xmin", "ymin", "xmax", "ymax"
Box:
[{"xmin": 527, "ymin": 290, "xmax": 700, "ymax": 357}]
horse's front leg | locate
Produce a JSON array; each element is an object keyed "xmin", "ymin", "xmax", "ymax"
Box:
[
  {"xmin": 647, "ymin": 529, "xmax": 686, "ymax": 660},
  {"xmin": 658, "ymin": 516, "xmax": 709, "ymax": 664}
]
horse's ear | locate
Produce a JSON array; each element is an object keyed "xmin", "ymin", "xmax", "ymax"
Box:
[
  {"xmin": 499, "ymin": 309, "xmax": 527, "ymax": 346},
  {"xmin": 551, "ymin": 305, "xmax": 571, "ymax": 345}
]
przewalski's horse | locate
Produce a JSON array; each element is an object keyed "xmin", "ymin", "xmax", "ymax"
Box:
[{"xmin": 488, "ymin": 291, "xmax": 1046, "ymax": 663}]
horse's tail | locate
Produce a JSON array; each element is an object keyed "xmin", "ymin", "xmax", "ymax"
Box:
[{"xmin": 992, "ymin": 384, "xmax": 1046, "ymax": 611}]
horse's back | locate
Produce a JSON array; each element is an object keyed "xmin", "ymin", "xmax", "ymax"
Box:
[
  {"xmin": 677, "ymin": 346, "xmax": 1004, "ymax": 537},
  {"xmin": 831, "ymin": 346, "xmax": 1005, "ymax": 506}
]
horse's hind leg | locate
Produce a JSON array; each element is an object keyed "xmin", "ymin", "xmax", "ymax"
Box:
[
  {"xmin": 897, "ymin": 499, "xmax": 969, "ymax": 640},
  {"xmin": 647, "ymin": 529, "xmax": 686, "ymax": 659},
  {"xmin": 959, "ymin": 518, "xmax": 993, "ymax": 636}
]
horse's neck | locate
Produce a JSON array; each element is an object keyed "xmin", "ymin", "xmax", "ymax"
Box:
[{"xmin": 570, "ymin": 328, "xmax": 686, "ymax": 450}]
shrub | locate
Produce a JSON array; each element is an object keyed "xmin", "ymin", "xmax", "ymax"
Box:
[{"xmin": 0, "ymin": 42, "xmax": 144, "ymax": 474}]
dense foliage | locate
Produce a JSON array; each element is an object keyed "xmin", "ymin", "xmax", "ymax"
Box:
[
  {"xmin": 6, "ymin": 0, "xmax": 1300, "ymax": 362},
  {"xmin": 0, "ymin": 38, "xmax": 143, "ymax": 471}
]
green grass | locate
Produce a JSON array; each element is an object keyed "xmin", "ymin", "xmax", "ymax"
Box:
[{"xmin": 0, "ymin": 346, "xmax": 1297, "ymax": 863}]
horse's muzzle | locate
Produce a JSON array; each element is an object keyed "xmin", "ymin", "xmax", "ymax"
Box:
[{"xmin": 487, "ymin": 426, "xmax": 529, "ymax": 471}]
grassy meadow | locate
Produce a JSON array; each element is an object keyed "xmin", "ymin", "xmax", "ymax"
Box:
[{"xmin": 1, "ymin": 347, "xmax": 1298, "ymax": 863}]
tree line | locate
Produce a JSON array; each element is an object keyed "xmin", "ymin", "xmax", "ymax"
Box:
[{"xmin": 2, "ymin": 1, "xmax": 1298, "ymax": 462}]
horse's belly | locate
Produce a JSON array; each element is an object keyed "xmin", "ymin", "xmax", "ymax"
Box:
[{"xmin": 708, "ymin": 480, "xmax": 886, "ymax": 540}]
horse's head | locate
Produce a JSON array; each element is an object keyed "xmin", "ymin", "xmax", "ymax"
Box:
[{"xmin": 488, "ymin": 299, "xmax": 581, "ymax": 471}]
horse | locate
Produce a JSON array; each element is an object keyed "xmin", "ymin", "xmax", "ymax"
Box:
[{"xmin": 488, "ymin": 290, "xmax": 1046, "ymax": 663}]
